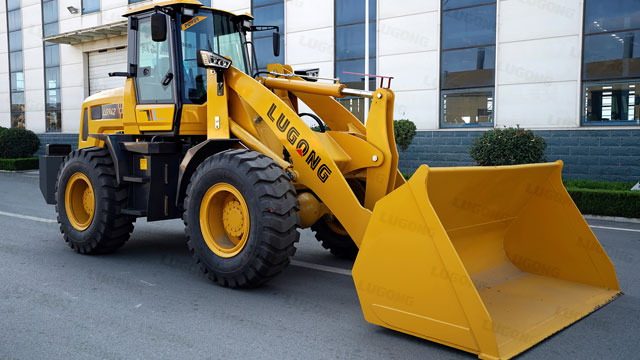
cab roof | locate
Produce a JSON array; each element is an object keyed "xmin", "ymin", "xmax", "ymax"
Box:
[{"xmin": 123, "ymin": 0, "xmax": 252, "ymax": 18}]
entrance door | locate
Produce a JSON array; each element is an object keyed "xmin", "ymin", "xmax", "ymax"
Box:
[{"xmin": 135, "ymin": 15, "xmax": 176, "ymax": 132}]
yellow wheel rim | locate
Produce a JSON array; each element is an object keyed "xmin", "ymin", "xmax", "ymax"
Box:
[
  {"xmin": 200, "ymin": 183, "xmax": 250, "ymax": 258},
  {"xmin": 65, "ymin": 172, "xmax": 95, "ymax": 231}
]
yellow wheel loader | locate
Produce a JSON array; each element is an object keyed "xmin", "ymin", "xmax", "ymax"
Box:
[{"xmin": 38, "ymin": 1, "xmax": 621, "ymax": 359}]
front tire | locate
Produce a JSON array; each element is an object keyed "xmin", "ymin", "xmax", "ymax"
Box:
[
  {"xmin": 184, "ymin": 149, "xmax": 299, "ymax": 288},
  {"xmin": 55, "ymin": 148, "xmax": 135, "ymax": 254}
]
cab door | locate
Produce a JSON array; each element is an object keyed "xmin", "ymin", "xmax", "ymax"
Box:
[{"xmin": 134, "ymin": 15, "xmax": 176, "ymax": 132}]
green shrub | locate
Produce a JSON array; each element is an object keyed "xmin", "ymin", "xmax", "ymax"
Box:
[
  {"xmin": 0, "ymin": 126, "xmax": 7, "ymax": 137},
  {"xmin": 0, "ymin": 127, "xmax": 41, "ymax": 159},
  {"xmin": 563, "ymin": 179, "xmax": 636, "ymax": 191},
  {"xmin": 0, "ymin": 158, "xmax": 39, "ymax": 171},
  {"xmin": 394, "ymin": 119, "xmax": 417, "ymax": 174},
  {"xmin": 469, "ymin": 126, "xmax": 546, "ymax": 166},
  {"xmin": 565, "ymin": 187, "xmax": 640, "ymax": 219}
]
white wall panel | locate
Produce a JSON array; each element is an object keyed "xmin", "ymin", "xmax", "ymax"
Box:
[
  {"xmin": 25, "ymin": 89, "xmax": 44, "ymax": 111},
  {"xmin": 286, "ymin": 0, "xmax": 332, "ymax": 33},
  {"xmin": 379, "ymin": 0, "xmax": 438, "ymax": 19},
  {"xmin": 378, "ymin": 12, "xmax": 438, "ymax": 56},
  {"xmin": 499, "ymin": 0, "xmax": 582, "ymax": 43},
  {"xmin": 211, "ymin": 0, "xmax": 251, "ymax": 12},
  {"xmin": 496, "ymin": 81, "xmax": 579, "ymax": 128},
  {"xmin": 379, "ymin": 51, "xmax": 439, "ymax": 91},
  {"xmin": 286, "ymin": 27, "xmax": 333, "ymax": 64},
  {"xmin": 24, "ymin": 68, "xmax": 44, "ymax": 90},
  {"xmin": 498, "ymin": 36, "xmax": 580, "ymax": 85},
  {"xmin": 22, "ymin": 46, "xmax": 44, "ymax": 70},
  {"xmin": 62, "ymin": 109, "xmax": 80, "ymax": 133},
  {"xmin": 393, "ymin": 89, "xmax": 439, "ymax": 130}
]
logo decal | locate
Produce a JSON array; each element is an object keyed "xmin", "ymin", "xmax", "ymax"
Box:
[
  {"xmin": 267, "ymin": 104, "xmax": 332, "ymax": 183},
  {"xmin": 181, "ymin": 16, "xmax": 206, "ymax": 31},
  {"xmin": 140, "ymin": 109, "xmax": 167, "ymax": 122}
]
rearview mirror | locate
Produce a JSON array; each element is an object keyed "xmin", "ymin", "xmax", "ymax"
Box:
[
  {"xmin": 151, "ymin": 13, "xmax": 167, "ymax": 42},
  {"xmin": 272, "ymin": 32, "xmax": 281, "ymax": 57}
]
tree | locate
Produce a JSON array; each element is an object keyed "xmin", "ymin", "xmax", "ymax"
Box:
[
  {"xmin": 469, "ymin": 126, "xmax": 547, "ymax": 166},
  {"xmin": 393, "ymin": 119, "xmax": 417, "ymax": 175}
]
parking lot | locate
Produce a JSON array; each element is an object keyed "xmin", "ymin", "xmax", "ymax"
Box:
[{"xmin": 1, "ymin": 170, "xmax": 639, "ymax": 360}]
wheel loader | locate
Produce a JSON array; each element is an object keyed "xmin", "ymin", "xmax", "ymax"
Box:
[{"xmin": 39, "ymin": 1, "xmax": 621, "ymax": 359}]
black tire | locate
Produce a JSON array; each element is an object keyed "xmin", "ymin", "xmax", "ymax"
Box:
[
  {"xmin": 55, "ymin": 147, "xmax": 135, "ymax": 254},
  {"xmin": 311, "ymin": 218, "xmax": 359, "ymax": 260},
  {"xmin": 183, "ymin": 149, "xmax": 299, "ymax": 288}
]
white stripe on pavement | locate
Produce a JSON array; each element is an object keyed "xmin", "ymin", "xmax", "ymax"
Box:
[
  {"xmin": 0, "ymin": 210, "xmax": 57, "ymax": 224},
  {"xmin": 589, "ymin": 225, "xmax": 640, "ymax": 233},
  {"xmin": 290, "ymin": 260, "xmax": 352, "ymax": 276},
  {"xmin": 0, "ymin": 209, "xmax": 637, "ymax": 276}
]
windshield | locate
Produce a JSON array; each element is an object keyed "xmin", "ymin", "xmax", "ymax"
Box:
[{"xmin": 180, "ymin": 9, "xmax": 249, "ymax": 104}]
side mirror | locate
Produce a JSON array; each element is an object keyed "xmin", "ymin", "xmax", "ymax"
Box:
[
  {"xmin": 151, "ymin": 13, "xmax": 167, "ymax": 42},
  {"xmin": 272, "ymin": 32, "xmax": 281, "ymax": 57}
]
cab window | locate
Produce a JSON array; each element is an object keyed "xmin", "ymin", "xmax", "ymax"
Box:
[
  {"xmin": 180, "ymin": 10, "xmax": 248, "ymax": 104},
  {"xmin": 136, "ymin": 17, "xmax": 174, "ymax": 103}
]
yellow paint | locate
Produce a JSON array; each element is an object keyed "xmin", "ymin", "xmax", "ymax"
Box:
[
  {"xmin": 352, "ymin": 161, "xmax": 621, "ymax": 360},
  {"xmin": 206, "ymin": 69, "xmax": 230, "ymax": 139},
  {"xmin": 140, "ymin": 158, "xmax": 148, "ymax": 170},
  {"xmin": 135, "ymin": 104, "xmax": 175, "ymax": 131},
  {"xmin": 199, "ymin": 183, "xmax": 250, "ymax": 258},
  {"xmin": 65, "ymin": 173, "xmax": 95, "ymax": 231}
]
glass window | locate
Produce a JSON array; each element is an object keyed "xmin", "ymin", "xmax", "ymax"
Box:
[
  {"xmin": 11, "ymin": 92, "xmax": 25, "ymax": 112},
  {"xmin": 11, "ymin": 112, "xmax": 25, "ymax": 128},
  {"xmin": 253, "ymin": 0, "xmax": 282, "ymax": 7},
  {"xmin": 44, "ymin": 44, "xmax": 60, "ymax": 67},
  {"xmin": 8, "ymin": 9, "xmax": 21, "ymax": 31},
  {"xmin": 441, "ymin": 46, "xmax": 495, "ymax": 89},
  {"xmin": 583, "ymin": 30, "xmax": 640, "ymax": 81},
  {"xmin": 336, "ymin": 0, "xmax": 376, "ymax": 26},
  {"xmin": 251, "ymin": 1, "xmax": 284, "ymax": 71},
  {"xmin": 335, "ymin": 22, "xmax": 376, "ymax": 61},
  {"xmin": 9, "ymin": 31, "xmax": 22, "ymax": 52},
  {"xmin": 441, "ymin": 88, "xmax": 494, "ymax": 127},
  {"xmin": 440, "ymin": 1, "xmax": 496, "ymax": 127},
  {"xmin": 336, "ymin": 58, "xmax": 376, "ymax": 88},
  {"xmin": 252, "ymin": 2, "xmax": 285, "ymax": 31},
  {"xmin": 46, "ymin": 110, "xmax": 62, "ymax": 132},
  {"xmin": 585, "ymin": 0, "xmax": 640, "ymax": 34},
  {"xmin": 7, "ymin": 0, "xmax": 20, "ymax": 11},
  {"xmin": 46, "ymin": 67, "xmax": 60, "ymax": 89},
  {"xmin": 179, "ymin": 10, "xmax": 248, "ymax": 103},
  {"xmin": 43, "ymin": 1, "xmax": 59, "ymax": 25},
  {"xmin": 443, "ymin": 0, "xmax": 495, "ymax": 10},
  {"xmin": 137, "ymin": 17, "xmax": 174, "ymax": 103},
  {"xmin": 47, "ymin": 89, "xmax": 61, "ymax": 108},
  {"xmin": 10, "ymin": 52, "xmax": 23, "ymax": 72},
  {"xmin": 583, "ymin": 82, "xmax": 640, "ymax": 125},
  {"xmin": 441, "ymin": 4, "xmax": 496, "ymax": 50},
  {"xmin": 82, "ymin": 0, "xmax": 100, "ymax": 14},
  {"xmin": 10, "ymin": 72, "xmax": 24, "ymax": 92}
]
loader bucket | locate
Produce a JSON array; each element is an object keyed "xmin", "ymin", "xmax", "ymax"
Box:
[{"xmin": 352, "ymin": 161, "xmax": 620, "ymax": 360}]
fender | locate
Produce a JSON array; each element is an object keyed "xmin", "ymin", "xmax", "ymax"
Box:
[{"xmin": 175, "ymin": 138, "xmax": 239, "ymax": 207}]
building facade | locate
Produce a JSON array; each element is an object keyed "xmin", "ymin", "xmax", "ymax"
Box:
[{"xmin": 0, "ymin": 0, "xmax": 639, "ymax": 181}]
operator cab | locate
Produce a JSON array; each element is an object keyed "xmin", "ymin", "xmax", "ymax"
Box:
[{"xmin": 109, "ymin": 0, "xmax": 280, "ymax": 135}]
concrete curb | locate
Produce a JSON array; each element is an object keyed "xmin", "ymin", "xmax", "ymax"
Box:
[{"xmin": 584, "ymin": 214, "xmax": 640, "ymax": 224}]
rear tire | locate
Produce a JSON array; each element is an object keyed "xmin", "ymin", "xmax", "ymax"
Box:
[
  {"xmin": 183, "ymin": 149, "xmax": 299, "ymax": 288},
  {"xmin": 311, "ymin": 218, "xmax": 359, "ymax": 260},
  {"xmin": 55, "ymin": 148, "xmax": 135, "ymax": 254}
]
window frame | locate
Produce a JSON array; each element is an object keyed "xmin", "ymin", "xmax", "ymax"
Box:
[
  {"xmin": 439, "ymin": 1, "xmax": 497, "ymax": 128},
  {"xmin": 439, "ymin": 87, "xmax": 495, "ymax": 128},
  {"xmin": 133, "ymin": 15, "xmax": 178, "ymax": 105},
  {"xmin": 581, "ymin": 0, "xmax": 640, "ymax": 126},
  {"xmin": 250, "ymin": 0, "xmax": 285, "ymax": 71},
  {"xmin": 82, "ymin": 0, "xmax": 100, "ymax": 14}
]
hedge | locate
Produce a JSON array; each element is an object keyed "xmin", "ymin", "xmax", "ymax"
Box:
[
  {"xmin": 563, "ymin": 179, "xmax": 636, "ymax": 192},
  {"xmin": 0, "ymin": 158, "xmax": 39, "ymax": 171},
  {"xmin": 565, "ymin": 187, "xmax": 639, "ymax": 219}
]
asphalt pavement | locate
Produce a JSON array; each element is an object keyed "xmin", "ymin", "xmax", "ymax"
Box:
[{"xmin": 1, "ymin": 170, "xmax": 639, "ymax": 360}]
